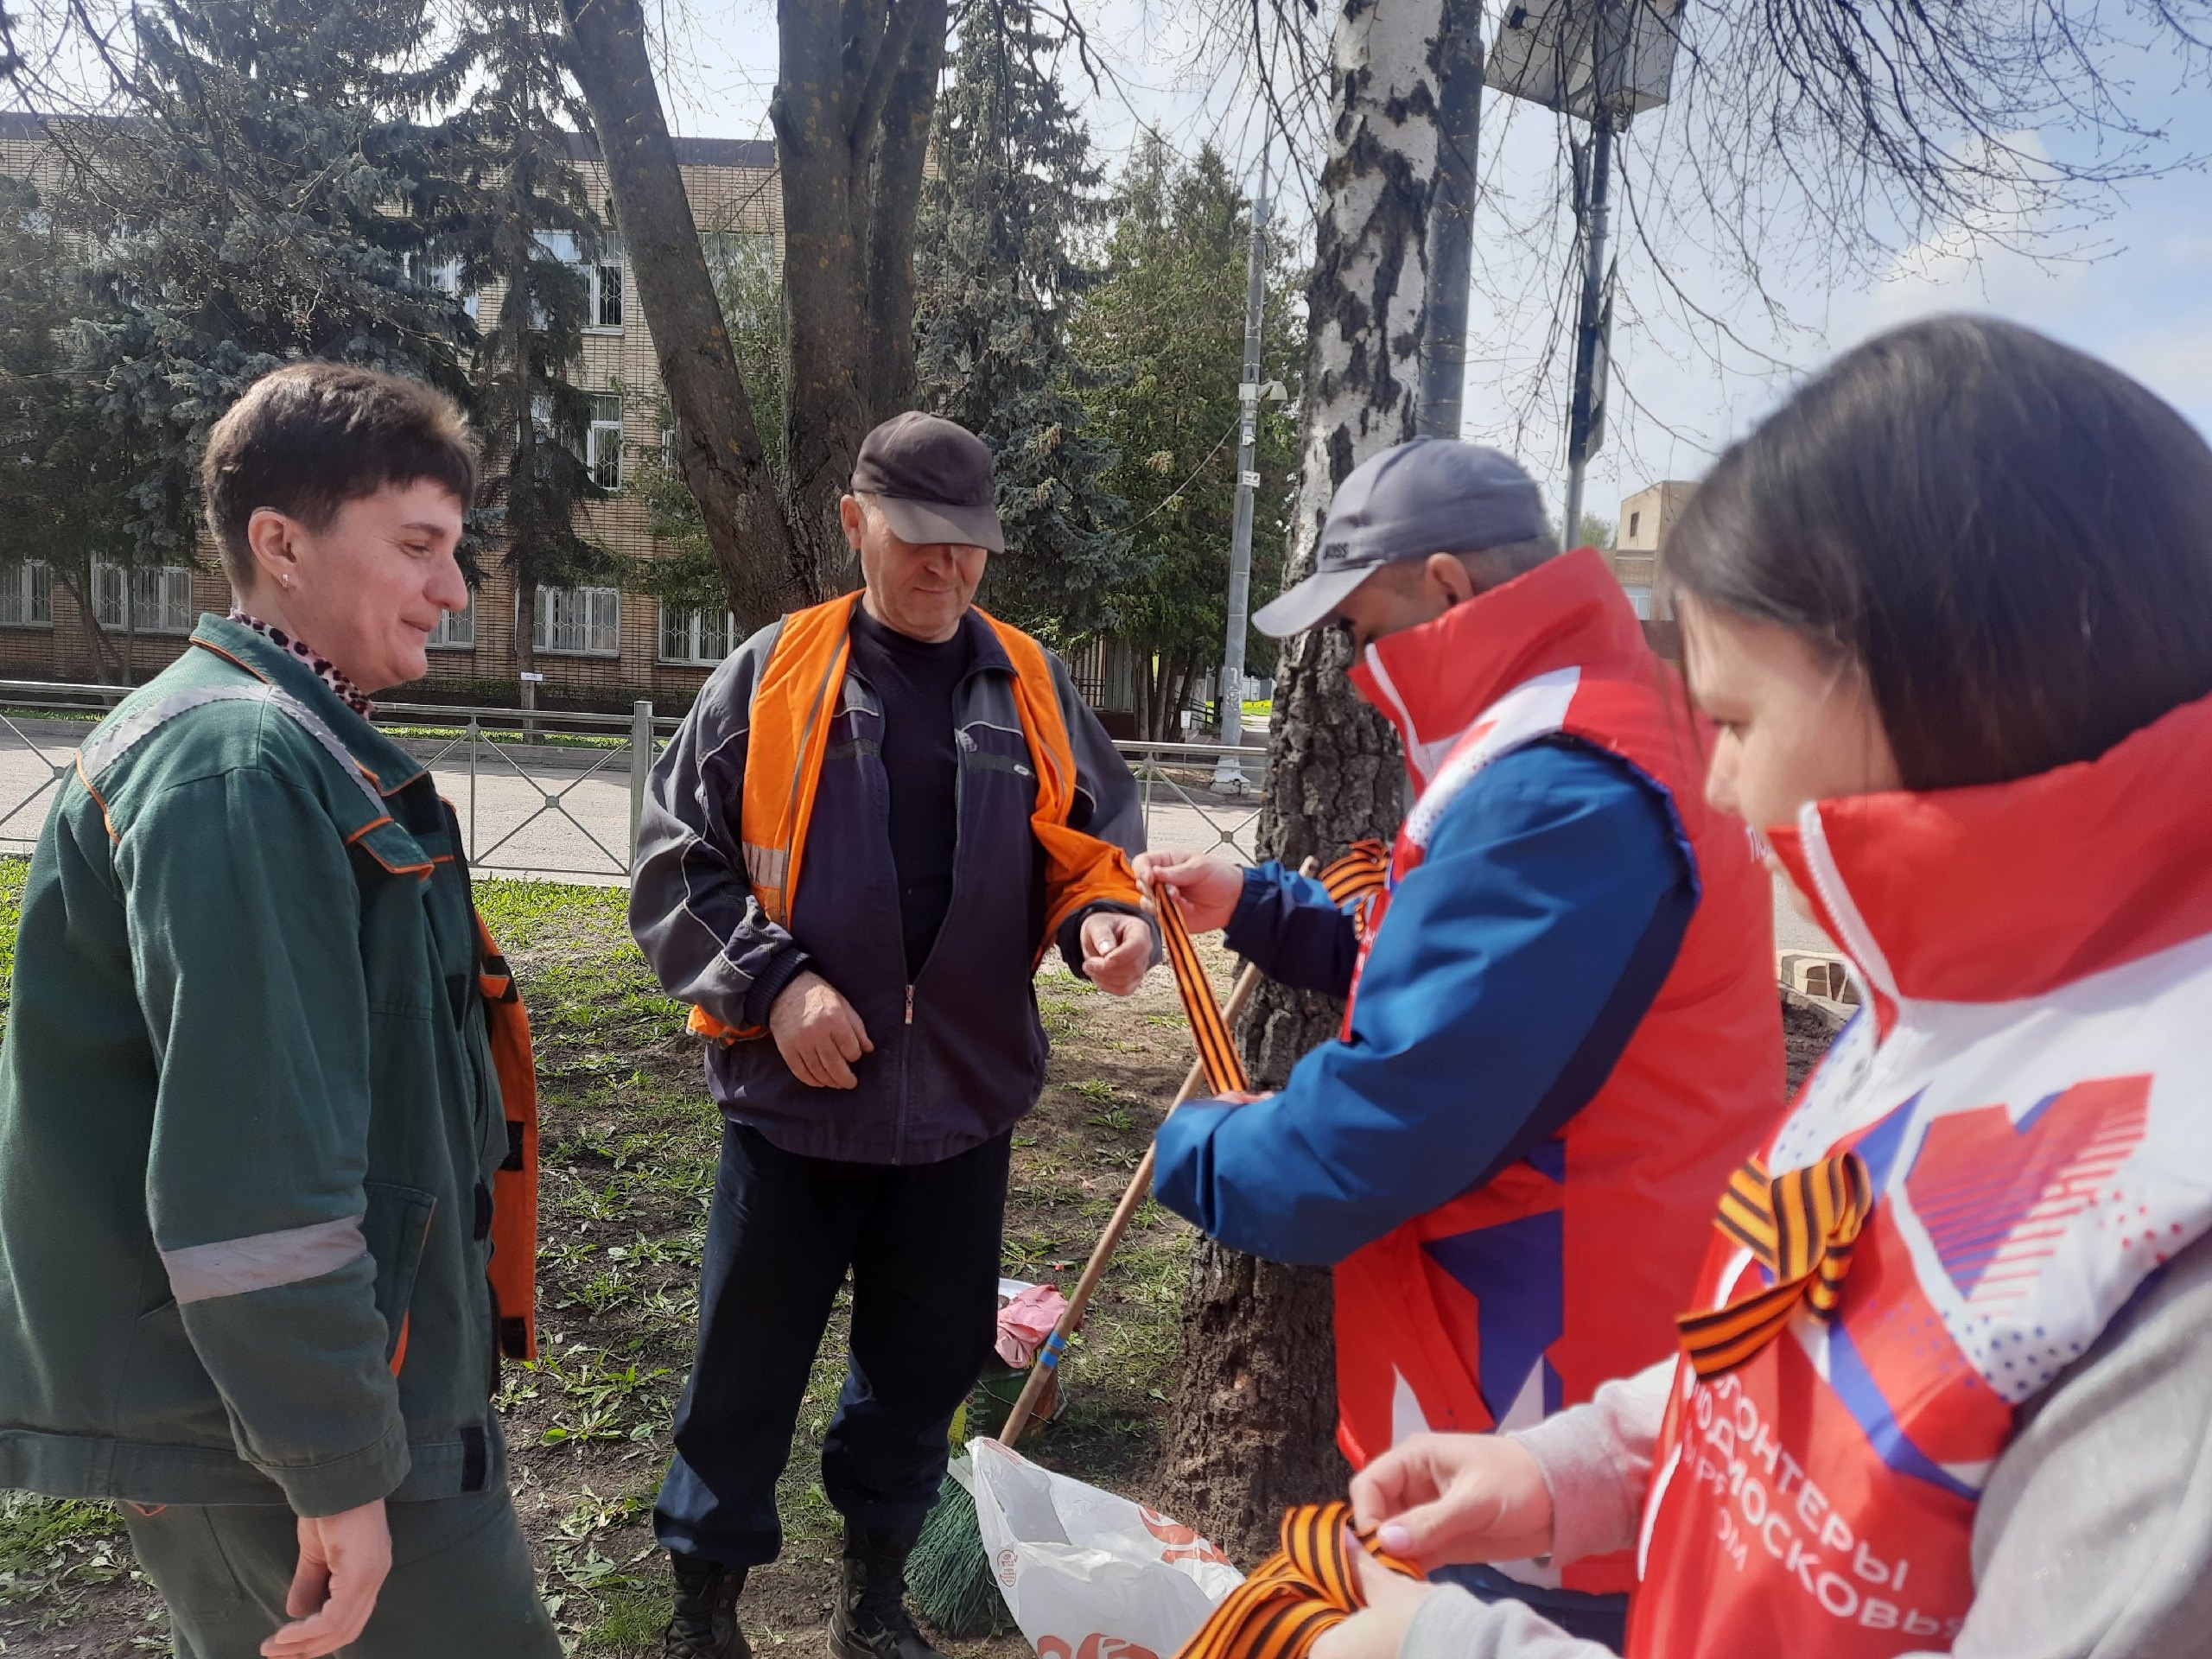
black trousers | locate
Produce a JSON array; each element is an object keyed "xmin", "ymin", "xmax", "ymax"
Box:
[{"xmin": 655, "ymin": 1121, "xmax": 1012, "ymax": 1567}]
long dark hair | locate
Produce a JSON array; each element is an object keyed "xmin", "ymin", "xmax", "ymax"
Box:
[{"xmin": 1662, "ymin": 315, "xmax": 2212, "ymax": 791}]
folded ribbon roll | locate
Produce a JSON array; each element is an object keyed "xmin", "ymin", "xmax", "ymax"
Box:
[{"xmin": 1173, "ymin": 1502, "xmax": 1424, "ymax": 1659}]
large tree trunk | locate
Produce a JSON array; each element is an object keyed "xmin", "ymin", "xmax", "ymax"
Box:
[
  {"xmin": 1154, "ymin": 0, "xmax": 1450, "ymax": 1566},
  {"xmin": 559, "ymin": 0, "xmax": 800, "ymax": 628},
  {"xmin": 772, "ymin": 0, "xmax": 948, "ymax": 600},
  {"xmin": 60, "ymin": 566, "xmax": 125, "ymax": 683}
]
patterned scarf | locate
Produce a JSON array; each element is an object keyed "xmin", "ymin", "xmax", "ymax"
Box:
[{"xmin": 228, "ymin": 611, "xmax": 377, "ymax": 718}]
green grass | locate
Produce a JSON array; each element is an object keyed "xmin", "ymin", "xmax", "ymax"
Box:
[
  {"xmin": 0, "ymin": 866, "xmax": 1208, "ymax": 1653},
  {"xmin": 0, "ymin": 855, "xmax": 25, "ymax": 1038},
  {"xmin": 0, "ymin": 1491, "xmax": 130, "ymax": 1626},
  {"xmin": 379, "ymin": 723, "xmax": 629, "ymax": 751}
]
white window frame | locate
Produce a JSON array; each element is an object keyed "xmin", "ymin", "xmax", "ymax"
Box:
[
  {"xmin": 405, "ymin": 251, "xmax": 479, "ymax": 321},
  {"xmin": 659, "ymin": 604, "xmax": 738, "ymax": 665},
  {"xmin": 593, "ymin": 261, "xmax": 623, "ymax": 329},
  {"xmin": 1621, "ymin": 583, "xmax": 1654, "ymax": 620},
  {"xmin": 587, "ymin": 395, "xmax": 623, "ymax": 491},
  {"xmin": 535, "ymin": 585, "xmax": 620, "ymax": 657},
  {"xmin": 536, "ymin": 232, "xmax": 623, "ymax": 334},
  {"xmin": 427, "ymin": 594, "xmax": 475, "ymax": 649},
  {"xmin": 91, "ymin": 562, "xmax": 194, "ymax": 634},
  {"xmin": 0, "ymin": 561, "xmax": 52, "ymax": 628}
]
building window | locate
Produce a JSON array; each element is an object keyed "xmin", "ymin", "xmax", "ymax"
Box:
[
  {"xmin": 428, "ymin": 594, "xmax": 474, "ymax": 649},
  {"xmin": 91, "ymin": 562, "xmax": 194, "ymax": 634},
  {"xmin": 1622, "ymin": 583, "xmax": 1654, "ymax": 620},
  {"xmin": 587, "ymin": 395, "xmax": 624, "ymax": 490},
  {"xmin": 405, "ymin": 251, "xmax": 478, "ymax": 321},
  {"xmin": 0, "ymin": 561, "xmax": 51, "ymax": 627},
  {"xmin": 532, "ymin": 232, "xmax": 622, "ymax": 332},
  {"xmin": 1627, "ymin": 511, "xmax": 1641, "ymax": 541},
  {"xmin": 536, "ymin": 585, "xmax": 620, "ymax": 656},
  {"xmin": 660, "ymin": 605, "xmax": 738, "ymax": 665}
]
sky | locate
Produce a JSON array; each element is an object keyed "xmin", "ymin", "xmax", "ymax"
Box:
[
  {"xmin": 19, "ymin": 2, "xmax": 2207, "ymax": 531},
  {"xmin": 639, "ymin": 1, "xmax": 2212, "ymax": 535}
]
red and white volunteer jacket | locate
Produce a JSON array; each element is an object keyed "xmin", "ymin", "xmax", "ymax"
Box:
[
  {"xmin": 1630, "ymin": 686, "xmax": 2212, "ymax": 1656},
  {"xmin": 1333, "ymin": 550, "xmax": 1780, "ymax": 1597}
]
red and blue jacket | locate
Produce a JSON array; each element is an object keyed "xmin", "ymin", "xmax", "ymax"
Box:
[
  {"xmin": 1153, "ymin": 550, "xmax": 1781, "ymax": 1609},
  {"xmin": 1631, "ymin": 684, "xmax": 2212, "ymax": 1656}
]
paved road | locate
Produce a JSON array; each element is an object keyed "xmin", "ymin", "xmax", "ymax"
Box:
[{"xmin": 0, "ymin": 716, "xmax": 1834, "ymax": 957}]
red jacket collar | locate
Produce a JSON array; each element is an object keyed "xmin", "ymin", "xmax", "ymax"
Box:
[
  {"xmin": 1348, "ymin": 546, "xmax": 1651, "ymax": 789},
  {"xmin": 1769, "ymin": 687, "xmax": 2212, "ymax": 1024}
]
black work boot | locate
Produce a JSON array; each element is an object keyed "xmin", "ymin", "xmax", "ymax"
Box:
[
  {"xmin": 826, "ymin": 1525, "xmax": 947, "ymax": 1659},
  {"xmin": 666, "ymin": 1553, "xmax": 752, "ymax": 1659}
]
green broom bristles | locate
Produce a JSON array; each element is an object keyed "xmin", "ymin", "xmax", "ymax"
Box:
[{"xmin": 909, "ymin": 1465, "xmax": 1016, "ymax": 1637}]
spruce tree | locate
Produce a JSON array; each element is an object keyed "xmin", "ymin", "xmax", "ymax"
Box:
[
  {"xmin": 441, "ymin": 0, "xmax": 612, "ymax": 698},
  {"xmin": 0, "ymin": 174, "xmax": 139, "ymax": 677},
  {"xmin": 67, "ymin": 0, "xmax": 476, "ymax": 565},
  {"xmin": 912, "ymin": 0, "xmax": 1128, "ymax": 646}
]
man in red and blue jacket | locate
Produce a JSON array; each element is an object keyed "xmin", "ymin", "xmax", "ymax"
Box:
[{"xmin": 1142, "ymin": 440, "xmax": 1779, "ymax": 1648}]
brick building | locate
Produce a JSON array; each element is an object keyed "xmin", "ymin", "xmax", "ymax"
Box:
[
  {"xmin": 0, "ymin": 110, "xmax": 780, "ymax": 710},
  {"xmin": 1606, "ymin": 479, "xmax": 1696, "ymax": 620}
]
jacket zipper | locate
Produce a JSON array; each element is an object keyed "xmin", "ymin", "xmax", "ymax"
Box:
[{"xmin": 894, "ymin": 983, "xmax": 916, "ymax": 1166}]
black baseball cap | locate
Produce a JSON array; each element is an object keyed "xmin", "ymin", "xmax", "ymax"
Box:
[
  {"xmin": 850, "ymin": 411, "xmax": 1006, "ymax": 553},
  {"xmin": 1252, "ymin": 438, "xmax": 1548, "ymax": 637}
]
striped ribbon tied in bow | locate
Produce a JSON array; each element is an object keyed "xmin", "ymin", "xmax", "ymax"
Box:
[
  {"xmin": 1320, "ymin": 840, "xmax": 1389, "ymax": 908},
  {"xmin": 1174, "ymin": 1502, "xmax": 1423, "ymax": 1659},
  {"xmin": 1154, "ymin": 887, "xmax": 1251, "ymax": 1096},
  {"xmin": 1675, "ymin": 1151, "xmax": 1875, "ymax": 1378}
]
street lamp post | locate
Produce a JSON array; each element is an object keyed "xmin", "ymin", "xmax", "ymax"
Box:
[
  {"xmin": 1213, "ymin": 143, "xmax": 1272, "ymax": 796},
  {"xmin": 1561, "ymin": 110, "xmax": 1614, "ymax": 541},
  {"xmin": 1486, "ymin": 0, "xmax": 1681, "ymax": 539}
]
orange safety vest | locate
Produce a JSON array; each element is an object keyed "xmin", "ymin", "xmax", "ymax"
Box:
[
  {"xmin": 690, "ymin": 594, "xmax": 1143, "ymax": 1044},
  {"xmin": 477, "ymin": 916, "xmax": 540, "ymax": 1363}
]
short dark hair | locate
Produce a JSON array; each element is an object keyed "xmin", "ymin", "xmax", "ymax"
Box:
[
  {"xmin": 201, "ymin": 362, "xmax": 478, "ymax": 590},
  {"xmin": 1661, "ymin": 315, "xmax": 2212, "ymax": 791}
]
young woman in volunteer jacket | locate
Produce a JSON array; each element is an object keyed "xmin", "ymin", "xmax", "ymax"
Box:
[{"xmin": 1311, "ymin": 315, "xmax": 2212, "ymax": 1659}]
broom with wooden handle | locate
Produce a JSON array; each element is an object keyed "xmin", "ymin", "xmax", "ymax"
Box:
[
  {"xmin": 995, "ymin": 954, "xmax": 1264, "ymax": 1447},
  {"xmin": 910, "ymin": 866, "xmax": 1303, "ymax": 1636}
]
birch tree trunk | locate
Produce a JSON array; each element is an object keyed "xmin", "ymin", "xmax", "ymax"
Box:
[{"xmin": 1154, "ymin": 0, "xmax": 1453, "ymax": 1563}]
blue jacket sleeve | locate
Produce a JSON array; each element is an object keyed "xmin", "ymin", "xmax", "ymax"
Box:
[
  {"xmin": 1152, "ymin": 741, "xmax": 1696, "ymax": 1267},
  {"xmin": 1222, "ymin": 861, "xmax": 1361, "ymax": 998}
]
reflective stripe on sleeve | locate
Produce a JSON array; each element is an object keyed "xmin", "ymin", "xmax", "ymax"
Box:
[{"xmin": 159, "ymin": 1214, "xmax": 369, "ymax": 1305}]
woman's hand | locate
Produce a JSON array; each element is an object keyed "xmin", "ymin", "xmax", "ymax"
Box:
[
  {"xmin": 1311, "ymin": 1541, "xmax": 1439, "ymax": 1659},
  {"xmin": 1350, "ymin": 1433, "xmax": 1555, "ymax": 1568},
  {"xmin": 261, "ymin": 1498, "xmax": 391, "ymax": 1659},
  {"xmin": 770, "ymin": 971, "xmax": 874, "ymax": 1089},
  {"xmin": 1135, "ymin": 850, "xmax": 1245, "ymax": 933}
]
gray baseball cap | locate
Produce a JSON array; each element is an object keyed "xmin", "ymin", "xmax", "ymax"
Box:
[
  {"xmin": 851, "ymin": 411, "xmax": 1007, "ymax": 553},
  {"xmin": 1252, "ymin": 438, "xmax": 1548, "ymax": 637}
]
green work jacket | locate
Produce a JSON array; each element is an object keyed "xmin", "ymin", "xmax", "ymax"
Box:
[{"xmin": 0, "ymin": 616, "xmax": 513, "ymax": 1515}]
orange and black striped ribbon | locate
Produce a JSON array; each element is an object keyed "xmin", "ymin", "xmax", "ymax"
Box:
[
  {"xmin": 1320, "ymin": 840, "xmax": 1389, "ymax": 910},
  {"xmin": 1175, "ymin": 1502, "xmax": 1423, "ymax": 1659},
  {"xmin": 1156, "ymin": 890, "xmax": 1251, "ymax": 1096},
  {"xmin": 1675, "ymin": 1150, "xmax": 1874, "ymax": 1377}
]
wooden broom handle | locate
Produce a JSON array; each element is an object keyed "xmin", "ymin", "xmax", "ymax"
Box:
[
  {"xmin": 996, "ymin": 855, "xmax": 1317, "ymax": 1449},
  {"xmin": 996, "ymin": 958, "xmax": 1264, "ymax": 1448}
]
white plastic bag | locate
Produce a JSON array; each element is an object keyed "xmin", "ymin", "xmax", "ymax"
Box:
[{"xmin": 968, "ymin": 1436, "xmax": 1244, "ymax": 1659}]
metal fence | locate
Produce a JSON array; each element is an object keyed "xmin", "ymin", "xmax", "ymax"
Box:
[{"xmin": 0, "ymin": 680, "xmax": 1271, "ymax": 882}]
